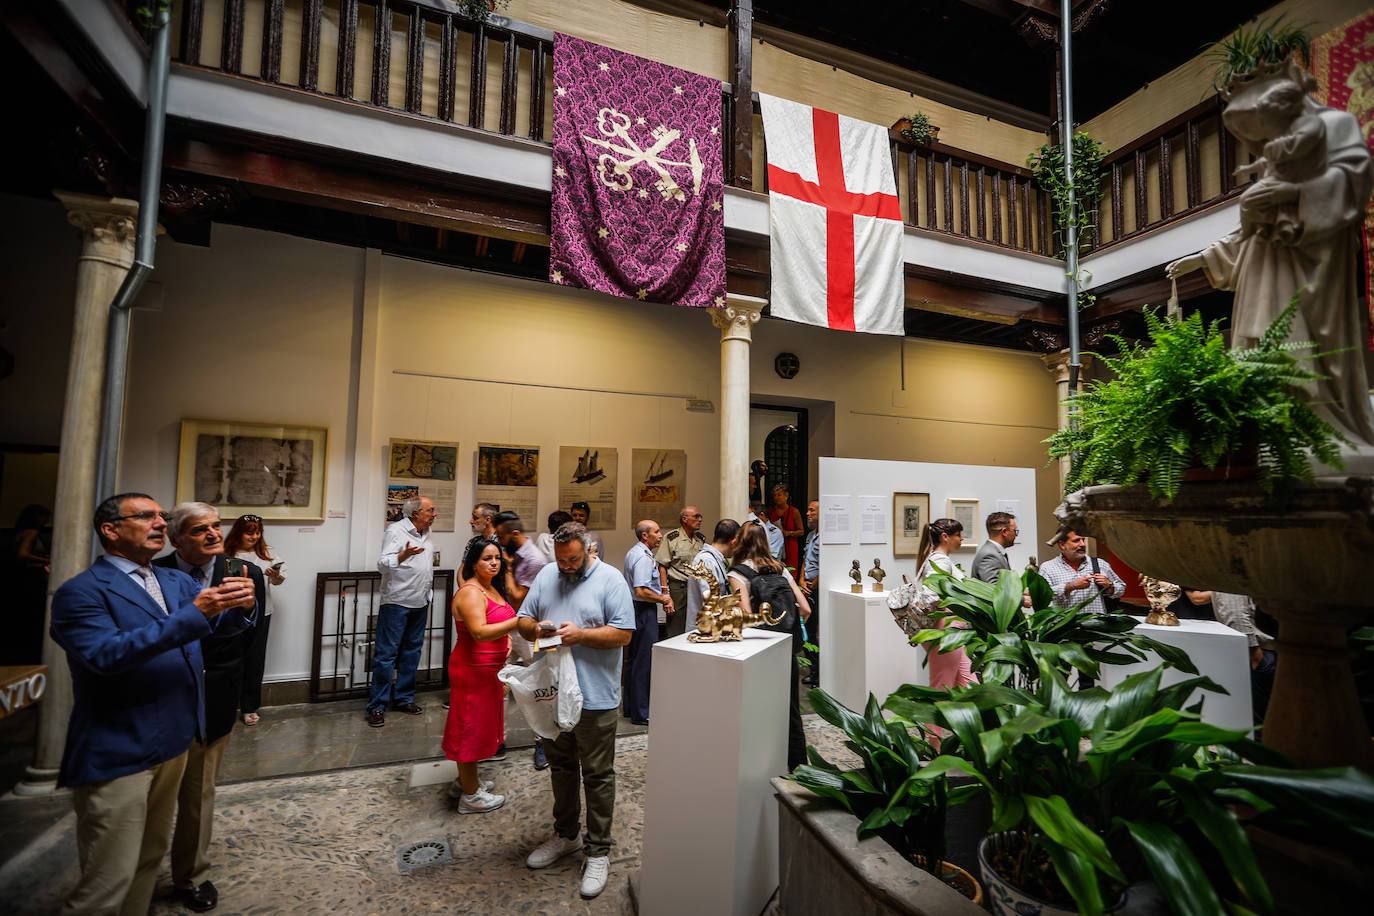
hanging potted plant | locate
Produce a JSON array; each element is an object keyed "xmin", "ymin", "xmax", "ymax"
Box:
[
  {"xmin": 889, "ymin": 661, "xmax": 1374, "ymax": 916},
  {"xmin": 1045, "ymin": 296, "xmax": 1348, "ymax": 501},
  {"xmin": 892, "ymin": 112, "xmax": 939, "ymax": 145},
  {"xmin": 785, "ymin": 690, "xmax": 984, "ymax": 906}
]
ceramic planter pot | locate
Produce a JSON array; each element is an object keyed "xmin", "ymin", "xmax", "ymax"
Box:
[{"xmin": 978, "ymin": 832, "xmax": 1126, "ymax": 916}]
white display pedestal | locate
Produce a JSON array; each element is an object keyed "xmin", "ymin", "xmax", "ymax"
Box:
[
  {"xmin": 640, "ymin": 630, "xmax": 791, "ymax": 916},
  {"xmin": 820, "ymin": 589, "xmax": 926, "ymax": 711},
  {"xmin": 1098, "ymin": 617, "xmax": 1253, "ymax": 730}
]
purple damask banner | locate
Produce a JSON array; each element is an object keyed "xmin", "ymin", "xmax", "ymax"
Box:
[{"xmin": 549, "ymin": 34, "xmax": 725, "ymax": 309}]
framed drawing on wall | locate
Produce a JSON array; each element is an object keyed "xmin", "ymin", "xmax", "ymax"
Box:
[
  {"xmin": 946, "ymin": 498, "xmax": 980, "ymax": 547},
  {"xmin": 892, "ymin": 492, "xmax": 930, "ymax": 556},
  {"xmin": 177, "ymin": 419, "xmax": 329, "ymax": 521}
]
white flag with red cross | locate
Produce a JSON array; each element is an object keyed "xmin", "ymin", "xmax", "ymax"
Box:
[{"xmin": 759, "ymin": 93, "xmax": 905, "ymax": 335}]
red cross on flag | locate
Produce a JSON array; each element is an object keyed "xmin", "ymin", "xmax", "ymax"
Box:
[{"xmin": 759, "ymin": 94, "xmax": 905, "ymax": 335}]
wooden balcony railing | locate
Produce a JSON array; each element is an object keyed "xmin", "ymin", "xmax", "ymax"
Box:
[
  {"xmin": 146, "ymin": 2, "xmax": 1241, "ymax": 265},
  {"xmin": 1086, "ymin": 97, "xmax": 1249, "ymax": 253}
]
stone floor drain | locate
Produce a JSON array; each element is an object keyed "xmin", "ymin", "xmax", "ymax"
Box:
[{"xmin": 396, "ymin": 838, "xmax": 452, "ymax": 872}]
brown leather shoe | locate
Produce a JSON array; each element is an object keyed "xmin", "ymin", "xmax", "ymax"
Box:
[
  {"xmin": 366, "ymin": 707, "xmax": 385, "ymax": 727},
  {"xmin": 394, "ymin": 702, "xmax": 423, "ymax": 716}
]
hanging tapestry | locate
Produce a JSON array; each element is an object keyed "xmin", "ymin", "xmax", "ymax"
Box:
[{"xmin": 549, "ymin": 34, "xmax": 725, "ymax": 309}]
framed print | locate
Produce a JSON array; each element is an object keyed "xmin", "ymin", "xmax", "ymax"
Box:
[
  {"xmin": 892, "ymin": 492, "xmax": 930, "ymax": 556},
  {"xmin": 177, "ymin": 419, "xmax": 328, "ymax": 521},
  {"xmin": 946, "ymin": 498, "xmax": 980, "ymax": 547}
]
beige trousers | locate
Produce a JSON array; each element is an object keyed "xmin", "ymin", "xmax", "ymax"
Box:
[
  {"xmin": 65, "ymin": 751, "xmax": 189, "ymax": 916},
  {"xmin": 170, "ymin": 734, "xmax": 231, "ymax": 890}
]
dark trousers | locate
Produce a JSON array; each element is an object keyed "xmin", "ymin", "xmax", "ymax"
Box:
[
  {"xmin": 545, "ymin": 707, "xmax": 619, "ymax": 857},
  {"xmin": 664, "ymin": 579, "xmax": 690, "ymax": 639},
  {"xmin": 803, "ymin": 603, "xmax": 820, "ymax": 676},
  {"xmin": 787, "ymin": 650, "xmax": 806, "ymax": 772},
  {"xmin": 368, "ymin": 603, "xmax": 427, "ymax": 710},
  {"xmin": 623, "ymin": 602, "xmax": 655, "ymax": 721},
  {"xmin": 1253, "ymin": 648, "xmax": 1277, "ymax": 724},
  {"xmin": 239, "ymin": 613, "xmax": 271, "ymax": 714}
]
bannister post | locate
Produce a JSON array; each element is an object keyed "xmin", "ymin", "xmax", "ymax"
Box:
[{"xmin": 728, "ymin": 0, "xmax": 753, "ymax": 189}]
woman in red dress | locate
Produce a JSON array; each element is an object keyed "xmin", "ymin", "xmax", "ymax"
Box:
[{"xmin": 444, "ymin": 535, "xmax": 519, "ymax": 813}]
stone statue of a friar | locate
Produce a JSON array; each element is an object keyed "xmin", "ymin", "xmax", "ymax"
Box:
[{"xmin": 1168, "ymin": 56, "xmax": 1374, "ymax": 449}]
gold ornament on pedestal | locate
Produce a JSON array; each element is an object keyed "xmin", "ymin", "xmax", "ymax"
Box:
[
  {"xmin": 867, "ymin": 558, "xmax": 886, "ymax": 592},
  {"xmin": 685, "ymin": 560, "xmax": 782, "ymax": 643},
  {"xmin": 1140, "ymin": 575, "xmax": 1181, "ymax": 626}
]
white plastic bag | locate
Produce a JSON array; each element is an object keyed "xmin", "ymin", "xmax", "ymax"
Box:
[
  {"xmin": 498, "ymin": 647, "xmax": 583, "ymax": 739},
  {"xmin": 498, "ymin": 655, "xmax": 561, "ymax": 739},
  {"xmin": 554, "ymin": 646, "xmax": 583, "ymax": 731}
]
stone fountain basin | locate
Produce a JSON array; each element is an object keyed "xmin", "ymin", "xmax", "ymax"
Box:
[{"xmin": 1074, "ymin": 477, "xmax": 1372, "ymax": 612}]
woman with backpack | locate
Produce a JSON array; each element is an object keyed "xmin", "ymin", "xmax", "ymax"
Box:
[
  {"xmin": 913, "ymin": 517, "xmax": 979, "ymax": 691},
  {"xmin": 729, "ymin": 522, "xmax": 812, "ymax": 771}
]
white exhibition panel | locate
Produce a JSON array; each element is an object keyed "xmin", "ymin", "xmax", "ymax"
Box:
[
  {"xmin": 1097, "ymin": 617, "xmax": 1253, "ymax": 731},
  {"xmin": 640, "ymin": 630, "xmax": 791, "ymax": 916},
  {"xmin": 821, "ymin": 590, "xmax": 928, "ymax": 710},
  {"xmin": 817, "ymin": 457, "xmax": 1039, "ymax": 597}
]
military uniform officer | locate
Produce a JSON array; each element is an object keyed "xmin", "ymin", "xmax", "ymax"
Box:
[{"xmin": 654, "ymin": 506, "xmax": 705, "ymax": 639}]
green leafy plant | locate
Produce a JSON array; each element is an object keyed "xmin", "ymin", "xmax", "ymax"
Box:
[
  {"xmin": 1029, "ymin": 132, "xmax": 1108, "ymax": 309},
  {"xmin": 898, "ymin": 112, "xmax": 937, "ymax": 145},
  {"xmin": 1208, "ymin": 16, "xmax": 1312, "ymax": 92},
  {"xmin": 910, "ymin": 568, "xmax": 1203, "ymax": 692},
  {"xmin": 1046, "ymin": 295, "xmax": 1348, "ymax": 500},
  {"xmin": 886, "ymin": 662, "xmax": 1374, "ymax": 916},
  {"xmin": 456, "ymin": 0, "xmax": 511, "ymax": 23},
  {"xmin": 789, "ymin": 690, "xmax": 965, "ymax": 879}
]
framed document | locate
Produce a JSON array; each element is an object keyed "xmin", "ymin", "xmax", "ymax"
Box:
[
  {"xmin": 892, "ymin": 492, "xmax": 930, "ymax": 556},
  {"xmin": 177, "ymin": 419, "xmax": 329, "ymax": 521},
  {"xmin": 945, "ymin": 498, "xmax": 980, "ymax": 547}
]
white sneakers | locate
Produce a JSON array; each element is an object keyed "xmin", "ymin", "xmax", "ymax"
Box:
[
  {"xmin": 525, "ymin": 834, "xmax": 582, "ymax": 869},
  {"xmin": 525, "ymin": 836, "xmax": 608, "ymax": 898},
  {"xmin": 580, "ymin": 855, "xmax": 610, "ymax": 898},
  {"xmin": 446, "ymin": 777, "xmax": 493, "ymax": 800},
  {"xmin": 457, "ymin": 787, "xmax": 505, "ymax": 814}
]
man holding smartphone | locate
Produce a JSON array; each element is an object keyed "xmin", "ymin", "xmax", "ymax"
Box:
[{"xmin": 154, "ymin": 502, "xmax": 265, "ymax": 912}]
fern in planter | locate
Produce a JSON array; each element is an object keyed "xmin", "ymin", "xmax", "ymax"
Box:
[{"xmin": 1046, "ymin": 295, "xmax": 1347, "ymax": 500}]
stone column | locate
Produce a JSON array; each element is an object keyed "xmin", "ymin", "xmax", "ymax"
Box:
[
  {"xmin": 16, "ymin": 193, "xmax": 137, "ymax": 795},
  {"xmin": 710, "ymin": 295, "xmax": 765, "ymax": 524},
  {"xmin": 1041, "ymin": 349, "xmax": 1091, "ymax": 494}
]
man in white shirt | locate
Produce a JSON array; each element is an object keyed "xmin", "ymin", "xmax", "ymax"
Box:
[
  {"xmin": 368, "ymin": 496, "xmax": 437, "ymax": 727},
  {"xmin": 1038, "ymin": 529, "xmax": 1126, "ymax": 616},
  {"xmin": 747, "ymin": 501, "xmax": 784, "ymax": 559}
]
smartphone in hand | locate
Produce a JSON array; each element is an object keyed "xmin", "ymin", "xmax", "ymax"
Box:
[{"xmin": 224, "ymin": 557, "xmax": 245, "ymax": 578}]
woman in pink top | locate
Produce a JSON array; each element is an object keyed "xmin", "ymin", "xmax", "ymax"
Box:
[
  {"xmin": 913, "ymin": 518, "xmax": 979, "ymax": 691},
  {"xmin": 444, "ymin": 535, "xmax": 519, "ymax": 813}
]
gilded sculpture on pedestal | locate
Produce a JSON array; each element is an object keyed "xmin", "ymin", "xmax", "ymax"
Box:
[
  {"xmin": 686, "ymin": 560, "xmax": 782, "ymax": 643},
  {"xmin": 1139, "ymin": 575, "xmax": 1182, "ymax": 627}
]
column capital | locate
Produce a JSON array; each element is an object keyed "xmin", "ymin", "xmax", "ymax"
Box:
[
  {"xmin": 1040, "ymin": 348, "xmax": 1091, "ymax": 384},
  {"xmin": 55, "ymin": 191, "xmax": 138, "ymax": 268},
  {"xmin": 709, "ymin": 294, "xmax": 766, "ymax": 343}
]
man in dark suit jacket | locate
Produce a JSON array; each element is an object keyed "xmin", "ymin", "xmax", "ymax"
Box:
[
  {"xmin": 50, "ymin": 493, "xmax": 255, "ymax": 916},
  {"xmin": 971, "ymin": 511, "xmax": 1019, "ymax": 584},
  {"xmin": 154, "ymin": 502, "xmax": 265, "ymax": 913}
]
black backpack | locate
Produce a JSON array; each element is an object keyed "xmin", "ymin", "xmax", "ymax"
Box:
[{"xmin": 732, "ymin": 564, "xmax": 803, "ymax": 650}]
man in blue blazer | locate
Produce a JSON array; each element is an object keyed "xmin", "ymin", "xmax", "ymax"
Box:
[{"xmin": 50, "ymin": 493, "xmax": 256, "ymax": 916}]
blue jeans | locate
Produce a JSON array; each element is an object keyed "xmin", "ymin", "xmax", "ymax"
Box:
[{"xmin": 368, "ymin": 603, "xmax": 427, "ymax": 710}]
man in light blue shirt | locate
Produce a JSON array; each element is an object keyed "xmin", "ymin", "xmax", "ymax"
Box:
[
  {"xmin": 802, "ymin": 500, "xmax": 820, "ymax": 597},
  {"xmin": 622, "ymin": 520, "xmax": 667, "ymax": 725},
  {"xmin": 516, "ymin": 522, "xmax": 634, "ymax": 899},
  {"xmin": 687, "ymin": 519, "xmax": 740, "ymax": 629}
]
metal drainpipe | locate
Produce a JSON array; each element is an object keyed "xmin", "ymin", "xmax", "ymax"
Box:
[
  {"xmin": 1060, "ymin": 0, "xmax": 1081, "ymax": 399},
  {"xmin": 93, "ymin": 10, "xmax": 171, "ymax": 514}
]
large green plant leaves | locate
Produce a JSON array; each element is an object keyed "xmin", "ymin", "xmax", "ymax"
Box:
[
  {"xmin": 1025, "ymin": 794, "xmax": 1125, "ymax": 883},
  {"xmin": 1120, "ymin": 818, "xmax": 1226, "ymax": 916}
]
